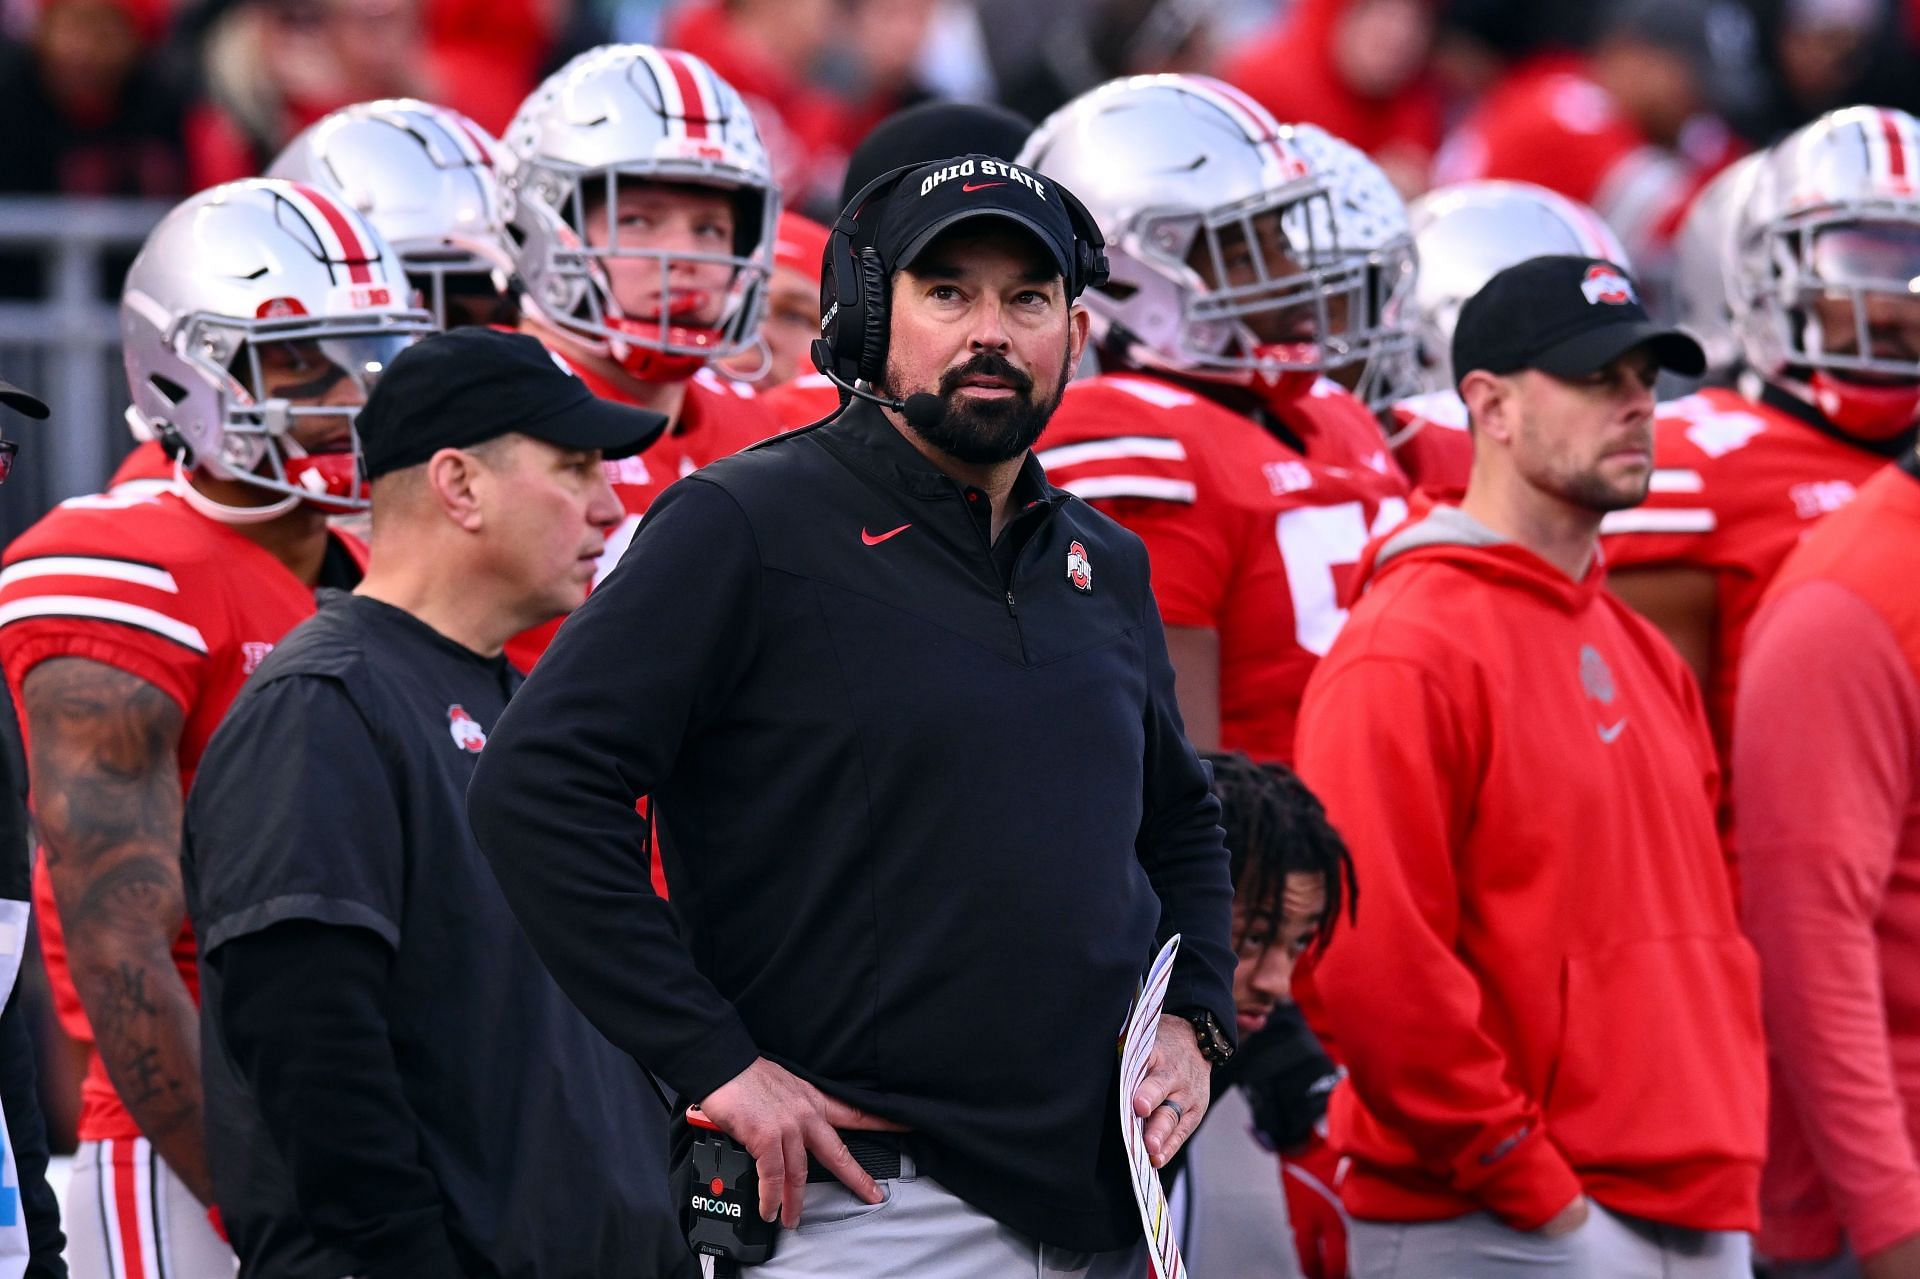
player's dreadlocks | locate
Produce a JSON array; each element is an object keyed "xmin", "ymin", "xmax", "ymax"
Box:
[{"xmin": 1205, "ymin": 751, "xmax": 1357, "ymax": 954}]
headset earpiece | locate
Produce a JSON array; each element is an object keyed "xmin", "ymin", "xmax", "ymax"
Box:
[{"xmin": 855, "ymin": 247, "xmax": 890, "ymax": 384}]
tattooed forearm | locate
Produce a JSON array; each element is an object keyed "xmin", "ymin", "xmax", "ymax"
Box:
[{"xmin": 21, "ymin": 658, "xmax": 213, "ymax": 1203}]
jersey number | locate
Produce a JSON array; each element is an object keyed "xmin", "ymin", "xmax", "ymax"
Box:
[{"xmin": 1278, "ymin": 498, "xmax": 1408, "ymax": 656}]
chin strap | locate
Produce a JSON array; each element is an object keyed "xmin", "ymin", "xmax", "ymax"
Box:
[
  {"xmin": 171, "ymin": 457, "xmax": 302, "ymax": 525},
  {"xmin": 1807, "ymin": 370, "xmax": 1920, "ymax": 443}
]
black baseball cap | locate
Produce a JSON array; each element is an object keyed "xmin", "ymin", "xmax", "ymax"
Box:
[
  {"xmin": 871, "ymin": 154, "xmax": 1088, "ymax": 295},
  {"xmin": 840, "ymin": 101, "xmax": 1033, "ymax": 208},
  {"xmin": 355, "ymin": 328, "xmax": 667, "ymax": 480},
  {"xmin": 0, "ymin": 377, "xmax": 49, "ymax": 420},
  {"xmin": 1451, "ymin": 255, "xmax": 1706, "ymax": 385}
]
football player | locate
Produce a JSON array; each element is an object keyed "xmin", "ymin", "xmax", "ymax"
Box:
[
  {"xmin": 1020, "ymin": 75, "xmax": 1411, "ymax": 766},
  {"xmin": 1386, "ymin": 179, "xmax": 1633, "ymax": 501},
  {"xmin": 499, "ymin": 44, "xmax": 783, "ymax": 666},
  {"xmin": 109, "ymin": 99, "xmax": 509, "ymax": 502},
  {"xmin": 0, "ymin": 179, "xmax": 428, "ymax": 1277},
  {"xmin": 1602, "ymin": 106, "xmax": 1920, "ymax": 849}
]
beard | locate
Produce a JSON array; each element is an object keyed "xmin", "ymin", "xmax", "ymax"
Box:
[
  {"xmin": 1538, "ymin": 452, "xmax": 1652, "ymax": 514},
  {"xmin": 882, "ymin": 348, "xmax": 1070, "ymax": 465}
]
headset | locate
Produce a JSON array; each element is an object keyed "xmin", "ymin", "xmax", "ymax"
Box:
[{"xmin": 809, "ymin": 157, "xmax": 1110, "ymax": 427}]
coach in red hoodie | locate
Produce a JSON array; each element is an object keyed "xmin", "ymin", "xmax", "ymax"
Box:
[{"xmin": 1295, "ymin": 255, "xmax": 1765, "ymax": 1278}]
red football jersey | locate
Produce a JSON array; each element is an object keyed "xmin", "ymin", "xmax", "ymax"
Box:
[
  {"xmin": 0, "ymin": 490, "xmax": 361, "ymax": 1142},
  {"xmin": 758, "ymin": 371, "xmax": 842, "ymax": 432},
  {"xmin": 1278, "ymin": 376, "xmax": 1408, "ymax": 485},
  {"xmin": 1386, "ymin": 391, "xmax": 1476, "ymax": 504},
  {"xmin": 1600, "ymin": 385, "xmax": 1893, "ymax": 766},
  {"xmin": 504, "ymin": 363, "xmax": 779, "ymax": 671},
  {"xmin": 107, "ymin": 440, "xmax": 176, "ymax": 499},
  {"xmin": 1036, "ymin": 373, "xmax": 1410, "ymax": 763}
]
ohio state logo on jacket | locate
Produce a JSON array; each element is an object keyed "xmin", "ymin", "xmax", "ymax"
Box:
[
  {"xmin": 1067, "ymin": 541, "xmax": 1093, "ymax": 593},
  {"xmin": 448, "ymin": 705, "xmax": 488, "ymax": 753}
]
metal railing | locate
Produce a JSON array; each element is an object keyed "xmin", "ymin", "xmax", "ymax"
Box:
[{"xmin": 0, "ymin": 198, "xmax": 170, "ymax": 547}]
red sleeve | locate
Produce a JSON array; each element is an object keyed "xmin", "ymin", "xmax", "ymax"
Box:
[
  {"xmin": 1736, "ymin": 580, "xmax": 1920, "ymax": 1258},
  {"xmin": 1036, "ymin": 428, "xmax": 1234, "ymax": 629},
  {"xmin": 1296, "ymin": 653, "xmax": 1583, "ymax": 1229},
  {"xmin": 0, "ymin": 551, "xmax": 210, "ymax": 714}
]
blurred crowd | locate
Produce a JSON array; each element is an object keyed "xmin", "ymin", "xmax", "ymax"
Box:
[{"xmin": 3, "ymin": 0, "xmax": 1919, "ymax": 249}]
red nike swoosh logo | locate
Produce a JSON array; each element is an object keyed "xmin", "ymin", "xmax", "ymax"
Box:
[
  {"xmin": 861, "ymin": 523, "xmax": 912, "ymax": 546},
  {"xmin": 961, "ymin": 182, "xmax": 1007, "ymax": 193}
]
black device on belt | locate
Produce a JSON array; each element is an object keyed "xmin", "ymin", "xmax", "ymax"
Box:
[{"xmin": 683, "ymin": 1107, "xmax": 780, "ymax": 1271}]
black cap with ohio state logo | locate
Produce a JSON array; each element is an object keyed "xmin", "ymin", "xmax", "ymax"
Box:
[{"xmin": 1451, "ymin": 254, "xmax": 1705, "ymax": 386}]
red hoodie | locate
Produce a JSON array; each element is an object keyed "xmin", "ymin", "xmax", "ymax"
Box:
[{"xmin": 1294, "ymin": 506, "xmax": 1765, "ymax": 1232}]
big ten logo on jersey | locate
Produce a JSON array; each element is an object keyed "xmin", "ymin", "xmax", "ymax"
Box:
[
  {"xmin": 448, "ymin": 705, "xmax": 487, "ymax": 753},
  {"xmin": 1264, "ymin": 460, "xmax": 1314, "ymax": 496},
  {"xmin": 1789, "ymin": 479, "xmax": 1857, "ymax": 520},
  {"xmin": 240, "ymin": 642, "xmax": 274, "ymax": 675},
  {"xmin": 328, "ymin": 282, "xmax": 393, "ymax": 311},
  {"xmin": 1279, "ymin": 496, "xmax": 1409, "ymax": 656}
]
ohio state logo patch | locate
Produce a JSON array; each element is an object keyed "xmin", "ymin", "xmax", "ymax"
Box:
[
  {"xmin": 447, "ymin": 704, "xmax": 487, "ymax": 753},
  {"xmin": 1066, "ymin": 540, "xmax": 1093, "ymax": 593},
  {"xmin": 1580, "ymin": 265, "xmax": 1636, "ymax": 306}
]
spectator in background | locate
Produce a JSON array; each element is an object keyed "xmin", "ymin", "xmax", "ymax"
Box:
[
  {"xmin": 419, "ymin": 0, "xmax": 583, "ymax": 135},
  {"xmin": 1220, "ymin": 0, "xmax": 1444, "ymax": 197},
  {"xmin": 1432, "ymin": 0, "xmax": 1743, "ymax": 278},
  {"xmin": 185, "ymin": 0, "xmax": 430, "ymax": 189},
  {"xmin": 723, "ymin": 210, "xmax": 828, "ymax": 389},
  {"xmin": 1735, "ymin": 0, "xmax": 1883, "ymax": 143},
  {"xmin": 0, "ymin": 0, "xmax": 187, "ymax": 200},
  {"xmin": 995, "ymin": 0, "xmax": 1217, "ymax": 132},
  {"xmin": 664, "ymin": 0, "xmax": 858, "ymax": 213}
]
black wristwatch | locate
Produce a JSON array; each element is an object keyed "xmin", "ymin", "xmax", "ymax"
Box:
[{"xmin": 1174, "ymin": 1007, "xmax": 1235, "ymax": 1068}]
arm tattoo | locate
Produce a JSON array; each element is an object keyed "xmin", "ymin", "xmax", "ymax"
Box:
[{"xmin": 22, "ymin": 658, "xmax": 213, "ymax": 1202}]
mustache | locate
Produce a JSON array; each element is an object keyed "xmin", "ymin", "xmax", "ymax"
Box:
[{"xmin": 937, "ymin": 353, "xmax": 1035, "ymax": 399}]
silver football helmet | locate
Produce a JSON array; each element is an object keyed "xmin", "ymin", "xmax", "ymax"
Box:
[
  {"xmin": 1279, "ymin": 122, "xmax": 1417, "ymax": 408},
  {"xmin": 1673, "ymin": 152, "xmax": 1763, "ymax": 378},
  {"xmin": 269, "ymin": 98, "xmax": 516, "ymax": 329},
  {"xmin": 1733, "ymin": 105, "xmax": 1920, "ymax": 439},
  {"xmin": 1017, "ymin": 74, "xmax": 1385, "ymax": 393},
  {"xmin": 502, "ymin": 44, "xmax": 779, "ymax": 382},
  {"xmin": 1403, "ymin": 180, "xmax": 1631, "ymax": 392},
  {"xmin": 120, "ymin": 179, "xmax": 434, "ymax": 517}
]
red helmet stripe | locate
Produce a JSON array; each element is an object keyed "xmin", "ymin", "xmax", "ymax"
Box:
[
  {"xmin": 288, "ymin": 182, "xmax": 375, "ymax": 284},
  {"xmin": 1182, "ymin": 77, "xmax": 1306, "ymax": 186},
  {"xmin": 660, "ymin": 51, "xmax": 714, "ymax": 140},
  {"xmin": 451, "ymin": 115, "xmax": 495, "ymax": 168},
  {"xmin": 1881, "ymin": 109, "xmax": 1915, "ymax": 192}
]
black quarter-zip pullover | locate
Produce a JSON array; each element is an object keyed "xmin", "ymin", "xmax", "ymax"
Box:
[{"xmin": 468, "ymin": 399, "xmax": 1236, "ymax": 1252}]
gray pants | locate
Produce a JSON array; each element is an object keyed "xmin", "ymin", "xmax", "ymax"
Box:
[
  {"xmin": 1177, "ymin": 1086, "xmax": 1302, "ymax": 1279},
  {"xmin": 728, "ymin": 1151, "xmax": 1147, "ymax": 1279},
  {"xmin": 1351, "ymin": 1201, "xmax": 1751, "ymax": 1278}
]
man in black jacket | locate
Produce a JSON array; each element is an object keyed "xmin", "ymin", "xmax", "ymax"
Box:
[
  {"xmin": 468, "ymin": 157, "xmax": 1238, "ymax": 1277},
  {"xmin": 0, "ymin": 374, "xmax": 66, "ymax": 1279}
]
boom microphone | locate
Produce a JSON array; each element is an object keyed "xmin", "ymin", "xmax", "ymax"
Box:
[{"xmin": 819, "ymin": 364, "xmax": 947, "ymax": 432}]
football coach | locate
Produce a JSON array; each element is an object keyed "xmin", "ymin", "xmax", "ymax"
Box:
[{"xmin": 468, "ymin": 155, "xmax": 1238, "ymax": 1278}]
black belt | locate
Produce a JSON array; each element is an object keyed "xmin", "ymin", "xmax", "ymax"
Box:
[{"xmin": 806, "ymin": 1132, "xmax": 904, "ymax": 1183}]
